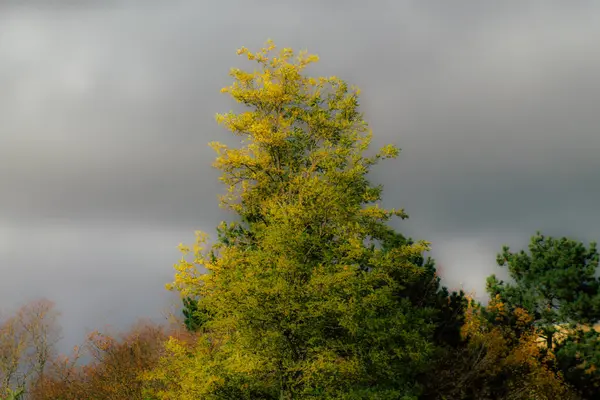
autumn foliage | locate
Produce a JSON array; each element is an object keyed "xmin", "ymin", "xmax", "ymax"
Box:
[
  {"xmin": 0, "ymin": 299, "xmax": 59, "ymax": 399},
  {"xmin": 2, "ymin": 41, "xmax": 600, "ymax": 399},
  {"xmin": 422, "ymin": 297, "xmax": 575, "ymax": 399},
  {"xmin": 29, "ymin": 321, "xmax": 194, "ymax": 400}
]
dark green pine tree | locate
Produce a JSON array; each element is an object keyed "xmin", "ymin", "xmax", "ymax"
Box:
[
  {"xmin": 486, "ymin": 231, "xmax": 600, "ymax": 350},
  {"xmin": 486, "ymin": 231, "xmax": 600, "ymax": 398}
]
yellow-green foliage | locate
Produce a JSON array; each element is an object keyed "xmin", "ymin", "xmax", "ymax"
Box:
[
  {"xmin": 423, "ymin": 296, "xmax": 577, "ymax": 400},
  {"xmin": 144, "ymin": 41, "xmax": 436, "ymax": 399}
]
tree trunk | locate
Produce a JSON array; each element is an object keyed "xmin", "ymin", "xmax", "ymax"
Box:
[{"xmin": 546, "ymin": 330, "xmax": 553, "ymax": 350}]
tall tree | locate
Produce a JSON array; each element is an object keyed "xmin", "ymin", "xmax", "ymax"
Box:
[{"xmin": 145, "ymin": 41, "xmax": 451, "ymax": 399}]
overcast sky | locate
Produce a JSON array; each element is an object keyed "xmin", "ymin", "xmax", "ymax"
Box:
[{"xmin": 2, "ymin": 1, "xmax": 600, "ymax": 353}]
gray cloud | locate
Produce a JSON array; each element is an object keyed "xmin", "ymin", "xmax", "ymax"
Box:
[{"xmin": 1, "ymin": 1, "xmax": 600, "ymax": 351}]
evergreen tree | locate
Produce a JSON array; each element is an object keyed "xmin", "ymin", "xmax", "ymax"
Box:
[
  {"xmin": 486, "ymin": 231, "xmax": 600, "ymax": 398},
  {"xmin": 486, "ymin": 231, "xmax": 600, "ymax": 349}
]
